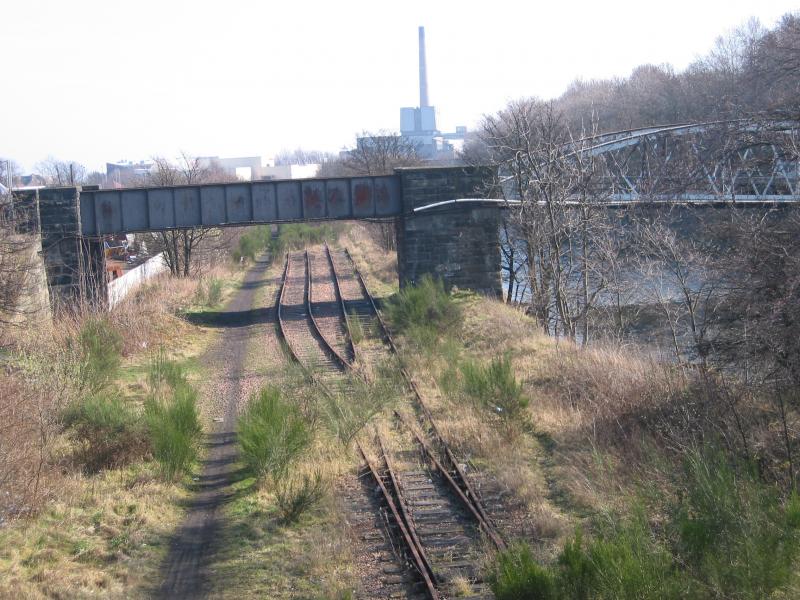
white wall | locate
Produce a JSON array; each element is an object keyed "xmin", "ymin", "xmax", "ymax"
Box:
[{"xmin": 107, "ymin": 253, "xmax": 168, "ymax": 308}]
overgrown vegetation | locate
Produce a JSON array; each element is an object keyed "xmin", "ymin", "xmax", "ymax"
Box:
[
  {"xmin": 61, "ymin": 341, "xmax": 204, "ymax": 482},
  {"xmin": 459, "ymin": 354, "xmax": 529, "ymax": 427},
  {"xmin": 62, "ymin": 392, "xmax": 147, "ymax": 472},
  {"xmin": 195, "ymin": 276, "xmax": 224, "ymax": 307},
  {"xmin": 73, "ymin": 316, "xmax": 124, "ymax": 393},
  {"xmin": 347, "ymin": 309, "xmax": 364, "ymax": 345},
  {"xmin": 673, "ymin": 450, "xmax": 800, "ymax": 597},
  {"xmin": 377, "ymin": 277, "xmax": 800, "ymax": 599},
  {"xmin": 320, "ymin": 368, "xmax": 401, "ymax": 445},
  {"xmin": 232, "ymin": 223, "xmax": 342, "ymax": 265},
  {"xmin": 237, "ymin": 386, "xmax": 313, "ymax": 484},
  {"xmin": 232, "ymin": 225, "xmax": 272, "ymax": 263},
  {"xmin": 275, "ymin": 471, "xmax": 328, "ymax": 524},
  {"xmin": 271, "ymin": 223, "xmax": 341, "ymax": 257},
  {"xmin": 0, "ymin": 260, "xmax": 219, "ymax": 596},
  {"xmin": 489, "ymin": 450, "xmax": 800, "ymax": 599},
  {"xmin": 61, "ymin": 318, "xmax": 147, "ymax": 472},
  {"xmin": 145, "ymin": 353, "xmax": 203, "ymax": 481},
  {"xmin": 384, "ymin": 274, "xmax": 462, "ymax": 349}
]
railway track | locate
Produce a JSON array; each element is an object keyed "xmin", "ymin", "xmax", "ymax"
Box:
[{"xmin": 277, "ymin": 245, "xmax": 505, "ymax": 599}]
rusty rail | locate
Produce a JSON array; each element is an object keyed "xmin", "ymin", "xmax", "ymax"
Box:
[
  {"xmin": 324, "ymin": 242, "xmax": 358, "ymax": 364},
  {"xmin": 356, "ymin": 441, "xmax": 440, "ymax": 600},
  {"xmin": 275, "ymin": 252, "xmax": 299, "ymax": 363},
  {"xmin": 395, "ymin": 410, "xmax": 506, "ymax": 550},
  {"xmin": 341, "ymin": 248, "xmax": 506, "ymax": 551},
  {"xmin": 281, "ymin": 245, "xmax": 505, "ymax": 596},
  {"xmin": 305, "ymin": 249, "xmax": 351, "ymax": 370},
  {"xmin": 377, "ymin": 434, "xmax": 440, "ymax": 587}
]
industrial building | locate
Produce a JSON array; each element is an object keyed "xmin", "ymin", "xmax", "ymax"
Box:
[{"xmin": 397, "ymin": 27, "xmax": 467, "ymax": 160}]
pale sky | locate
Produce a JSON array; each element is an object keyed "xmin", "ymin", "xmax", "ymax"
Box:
[{"xmin": 2, "ymin": 0, "xmax": 797, "ymax": 172}]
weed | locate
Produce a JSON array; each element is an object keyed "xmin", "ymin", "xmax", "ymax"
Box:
[
  {"xmin": 320, "ymin": 370, "xmax": 398, "ymax": 446},
  {"xmin": 71, "ymin": 316, "xmax": 123, "ymax": 393},
  {"xmin": 576, "ymin": 513, "xmax": 681, "ymax": 600},
  {"xmin": 145, "ymin": 357, "xmax": 202, "ymax": 481},
  {"xmin": 347, "ymin": 309, "xmax": 364, "ymax": 345},
  {"xmin": 275, "ymin": 470, "xmax": 328, "ymax": 524},
  {"xmin": 234, "ymin": 226, "xmax": 273, "ymax": 263},
  {"xmin": 485, "ymin": 450, "xmax": 800, "ymax": 600},
  {"xmin": 489, "ymin": 517, "xmax": 681, "ymax": 600},
  {"xmin": 148, "ymin": 350, "xmax": 187, "ymax": 390},
  {"xmin": 207, "ymin": 278, "xmax": 223, "ymax": 306},
  {"xmin": 195, "ymin": 277, "xmax": 224, "ymax": 307},
  {"xmin": 271, "ymin": 223, "xmax": 340, "ymax": 257},
  {"xmin": 384, "ymin": 274, "xmax": 462, "ymax": 348},
  {"xmin": 460, "ymin": 354, "xmax": 529, "ymax": 426},
  {"xmin": 488, "ymin": 542, "xmax": 559, "ymax": 600},
  {"xmin": 237, "ymin": 386, "xmax": 313, "ymax": 484},
  {"xmin": 62, "ymin": 393, "xmax": 148, "ymax": 472},
  {"xmin": 673, "ymin": 449, "xmax": 800, "ymax": 598}
]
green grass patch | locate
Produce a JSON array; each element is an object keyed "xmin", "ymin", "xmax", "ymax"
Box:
[
  {"xmin": 195, "ymin": 277, "xmax": 224, "ymax": 307},
  {"xmin": 460, "ymin": 354, "xmax": 529, "ymax": 425},
  {"xmin": 672, "ymin": 449, "xmax": 800, "ymax": 598},
  {"xmin": 62, "ymin": 392, "xmax": 149, "ymax": 472},
  {"xmin": 144, "ymin": 353, "xmax": 203, "ymax": 481},
  {"xmin": 384, "ymin": 274, "xmax": 462, "ymax": 349},
  {"xmin": 275, "ymin": 471, "xmax": 328, "ymax": 524},
  {"xmin": 319, "ymin": 367, "xmax": 401, "ymax": 446},
  {"xmin": 233, "ymin": 223, "xmax": 343, "ymax": 265},
  {"xmin": 347, "ymin": 309, "xmax": 364, "ymax": 345},
  {"xmin": 487, "ymin": 448, "xmax": 800, "ymax": 599},
  {"xmin": 71, "ymin": 316, "xmax": 124, "ymax": 394},
  {"xmin": 237, "ymin": 386, "xmax": 313, "ymax": 485}
]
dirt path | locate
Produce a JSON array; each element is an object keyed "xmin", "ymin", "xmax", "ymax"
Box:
[{"xmin": 157, "ymin": 258, "xmax": 272, "ymax": 599}]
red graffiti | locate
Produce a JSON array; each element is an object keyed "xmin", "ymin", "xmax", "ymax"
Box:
[
  {"xmin": 303, "ymin": 187, "xmax": 323, "ymax": 214},
  {"xmin": 354, "ymin": 184, "xmax": 371, "ymax": 208}
]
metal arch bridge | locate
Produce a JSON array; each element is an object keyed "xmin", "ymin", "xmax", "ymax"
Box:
[{"xmin": 563, "ymin": 119, "xmax": 800, "ymax": 202}]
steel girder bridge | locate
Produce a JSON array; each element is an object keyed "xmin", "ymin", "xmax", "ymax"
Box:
[{"xmin": 566, "ymin": 119, "xmax": 800, "ymax": 204}]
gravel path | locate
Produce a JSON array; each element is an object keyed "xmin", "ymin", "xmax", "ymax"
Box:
[{"xmin": 157, "ymin": 258, "xmax": 273, "ymax": 599}]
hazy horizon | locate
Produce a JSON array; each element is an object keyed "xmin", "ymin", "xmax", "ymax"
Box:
[{"xmin": 2, "ymin": 0, "xmax": 797, "ymax": 173}]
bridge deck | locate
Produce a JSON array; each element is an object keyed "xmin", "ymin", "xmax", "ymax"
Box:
[{"xmin": 79, "ymin": 175, "xmax": 402, "ymax": 235}]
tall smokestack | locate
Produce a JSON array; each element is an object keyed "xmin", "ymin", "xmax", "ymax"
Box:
[{"xmin": 418, "ymin": 26, "xmax": 429, "ymax": 108}]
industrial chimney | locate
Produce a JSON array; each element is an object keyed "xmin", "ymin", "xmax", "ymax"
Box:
[{"xmin": 418, "ymin": 26, "xmax": 429, "ymax": 108}]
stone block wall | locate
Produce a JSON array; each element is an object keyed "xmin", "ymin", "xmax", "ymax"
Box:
[
  {"xmin": 396, "ymin": 166, "xmax": 502, "ymax": 297},
  {"xmin": 38, "ymin": 187, "xmax": 106, "ymax": 310}
]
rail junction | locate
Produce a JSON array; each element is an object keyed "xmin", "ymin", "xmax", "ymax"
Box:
[{"xmin": 277, "ymin": 244, "xmax": 507, "ymax": 599}]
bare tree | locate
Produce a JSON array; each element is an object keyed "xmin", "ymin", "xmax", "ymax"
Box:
[
  {"xmin": 0, "ymin": 159, "xmax": 21, "ymax": 190},
  {"xmin": 319, "ymin": 131, "xmax": 422, "ymax": 177},
  {"xmin": 34, "ymin": 157, "xmax": 87, "ymax": 187},
  {"xmin": 320, "ymin": 132, "xmax": 423, "ymax": 252},
  {"xmin": 479, "ymin": 99, "xmax": 619, "ymax": 343},
  {"xmin": 142, "ymin": 153, "xmax": 237, "ymax": 277},
  {"xmin": 631, "ymin": 211, "xmax": 721, "ymax": 366},
  {"xmin": 274, "ymin": 148, "xmax": 335, "ymax": 166}
]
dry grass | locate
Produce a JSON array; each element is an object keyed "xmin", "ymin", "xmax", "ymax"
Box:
[
  {"xmin": 394, "ymin": 290, "xmax": 800, "ymax": 572},
  {"xmin": 0, "ymin": 372, "xmax": 65, "ymax": 519},
  {"xmin": 340, "ymin": 222, "xmax": 399, "ymax": 294},
  {"xmin": 0, "ymin": 462, "xmax": 187, "ymax": 599},
  {"xmin": 0, "ymin": 265, "xmax": 243, "ymax": 597},
  {"xmin": 387, "ymin": 293, "xmax": 694, "ymax": 554}
]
